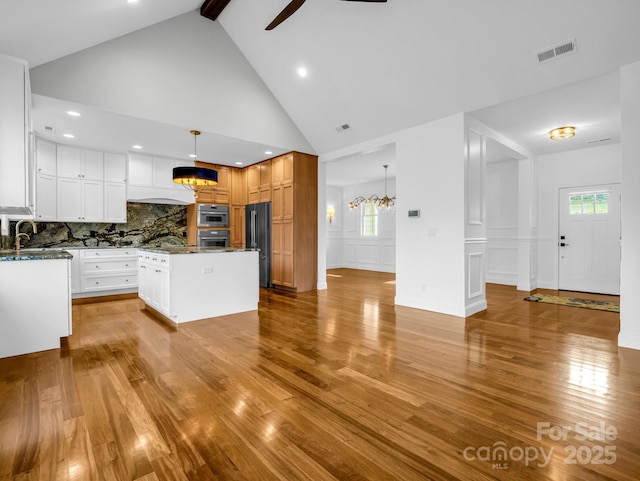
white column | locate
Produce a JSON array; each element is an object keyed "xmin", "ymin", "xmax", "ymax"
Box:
[
  {"xmin": 517, "ymin": 156, "xmax": 538, "ymax": 291},
  {"xmin": 619, "ymin": 61, "xmax": 640, "ymax": 350}
]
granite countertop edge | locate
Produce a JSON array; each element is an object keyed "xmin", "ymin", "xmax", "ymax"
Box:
[
  {"xmin": 138, "ymin": 246, "xmax": 259, "ymax": 255},
  {"xmin": 0, "ymin": 250, "xmax": 73, "ymax": 262},
  {"xmin": 0, "ymin": 245, "xmax": 258, "ymax": 261}
]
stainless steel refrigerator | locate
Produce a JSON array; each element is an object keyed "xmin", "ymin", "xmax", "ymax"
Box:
[{"xmin": 245, "ymin": 202, "xmax": 272, "ymax": 288}]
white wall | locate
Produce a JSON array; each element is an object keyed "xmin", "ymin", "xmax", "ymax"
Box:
[
  {"xmin": 29, "ymin": 11, "xmax": 312, "ymax": 152},
  {"xmin": 536, "ymin": 143, "xmax": 621, "ymax": 289},
  {"xmin": 325, "ymin": 180, "xmax": 397, "ymax": 273},
  {"xmin": 395, "ymin": 114, "xmax": 467, "ymax": 316},
  {"xmin": 619, "ymin": 61, "xmax": 640, "ymax": 350},
  {"xmin": 486, "ymin": 159, "xmax": 519, "ymax": 285}
]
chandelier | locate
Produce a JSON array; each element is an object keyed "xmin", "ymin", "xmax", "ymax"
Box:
[
  {"xmin": 172, "ymin": 130, "xmax": 218, "ymax": 190},
  {"xmin": 348, "ymin": 164, "xmax": 396, "ymax": 210}
]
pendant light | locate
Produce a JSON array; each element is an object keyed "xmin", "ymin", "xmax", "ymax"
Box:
[
  {"xmin": 348, "ymin": 164, "xmax": 396, "ymax": 210},
  {"xmin": 172, "ymin": 130, "xmax": 218, "ymax": 188}
]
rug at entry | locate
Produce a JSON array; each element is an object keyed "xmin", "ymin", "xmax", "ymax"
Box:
[{"xmin": 523, "ymin": 294, "xmax": 620, "ymax": 313}]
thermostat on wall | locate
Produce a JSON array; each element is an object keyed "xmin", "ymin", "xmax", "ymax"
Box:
[{"xmin": 408, "ymin": 210, "xmax": 420, "ymax": 217}]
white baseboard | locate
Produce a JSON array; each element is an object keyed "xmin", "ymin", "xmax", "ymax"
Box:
[{"xmin": 619, "ymin": 333, "xmax": 640, "ymax": 351}]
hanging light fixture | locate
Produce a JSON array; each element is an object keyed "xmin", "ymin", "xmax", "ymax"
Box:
[
  {"xmin": 172, "ymin": 130, "xmax": 218, "ymax": 188},
  {"xmin": 348, "ymin": 164, "xmax": 396, "ymax": 210},
  {"xmin": 549, "ymin": 126, "xmax": 576, "ymax": 140}
]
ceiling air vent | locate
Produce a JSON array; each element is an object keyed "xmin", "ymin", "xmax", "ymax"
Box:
[
  {"xmin": 536, "ymin": 39, "xmax": 577, "ymax": 64},
  {"xmin": 587, "ymin": 137, "xmax": 612, "ymax": 144},
  {"xmin": 336, "ymin": 123, "xmax": 351, "ymax": 133}
]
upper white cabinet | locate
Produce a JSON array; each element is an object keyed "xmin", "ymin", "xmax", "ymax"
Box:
[
  {"xmin": 127, "ymin": 154, "xmax": 194, "ymax": 205},
  {"xmin": 104, "ymin": 152, "xmax": 127, "ymax": 223},
  {"xmin": 33, "ymin": 139, "xmax": 128, "ymax": 223},
  {"xmin": 57, "ymin": 146, "xmax": 104, "ymax": 180},
  {"xmin": 104, "ymin": 152, "xmax": 127, "ymax": 183},
  {"xmin": 35, "ymin": 138, "xmax": 57, "ymax": 221},
  {"xmin": 0, "ymin": 54, "xmax": 33, "ymax": 215},
  {"xmin": 57, "ymin": 177, "xmax": 104, "ymax": 222},
  {"xmin": 128, "ymin": 153, "xmax": 153, "ymax": 187},
  {"xmin": 36, "ymin": 138, "xmax": 57, "ymax": 176}
]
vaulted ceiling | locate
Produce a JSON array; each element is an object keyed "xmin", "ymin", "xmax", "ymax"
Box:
[{"xmin": 2, "ymin": 0, "xmax": 639, "ymax": 183}]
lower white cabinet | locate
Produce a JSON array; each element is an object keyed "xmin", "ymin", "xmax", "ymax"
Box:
[
  {"xmin": 72, "ymin": 248, "xmax": 138, "ymax": 297},
  {"xmin": 138, "ymin": 252, "xmax": 171, "ymax": 316},
  {"xmin": 0, "ymin": 257, "xmax": 71, "ymax": 358}
]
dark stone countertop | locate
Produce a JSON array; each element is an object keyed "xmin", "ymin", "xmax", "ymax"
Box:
[
  {"xmin": 138, "ymin": 246, "xmax": 259, "ymax": 255},
  {"xmin": 0, "ymin": 249, "xmax": 73, "ymax": 262}
]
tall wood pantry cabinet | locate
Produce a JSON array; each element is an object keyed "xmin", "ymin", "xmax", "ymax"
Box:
[{"xmin": 270, "ymin": 152, "xmax": 317, "ymax": 292}]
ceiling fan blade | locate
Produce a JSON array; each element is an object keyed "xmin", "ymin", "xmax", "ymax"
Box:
[{"xmin": 266, "ymin": 0, "xmax": 307, "ymax": 30}]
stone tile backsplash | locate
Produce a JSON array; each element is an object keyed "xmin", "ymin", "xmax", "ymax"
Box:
[{"xmin": 10, "ymin": 203, "xmax": 188, "ymax": 248}]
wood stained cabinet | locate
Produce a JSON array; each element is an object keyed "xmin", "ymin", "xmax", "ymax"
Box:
[
  {"xmin": 247, "ymin": 161, "xmax": 271, "ymax": 203},
  {"xmin": 195, "ymin": 162, "xmax": 230, "ymax": 204},
  {"xmin": 230, "ymin": 205, "xmax": 245, "ymax": 248},
  {"xmin": 270, "ymin": 152, "xmax": 317, "ymax": 292}
]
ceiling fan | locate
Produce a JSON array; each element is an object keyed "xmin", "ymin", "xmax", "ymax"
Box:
[
  {"xmin": 266, "ymin": 0, "xmax": 387, "ymax": 30},
  {"xmin": 200, "ymin": 0, "xmax": 387, "ymax": 31}
]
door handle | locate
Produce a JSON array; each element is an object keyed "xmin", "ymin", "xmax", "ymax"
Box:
[{"xmin": 560, "ymin": 243, "xmax": 570, "ymax": 247}]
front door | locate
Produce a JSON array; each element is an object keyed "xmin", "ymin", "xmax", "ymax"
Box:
[{"xmin": 558, "ymin": 184, "xmax": 621, "ymax": 295}]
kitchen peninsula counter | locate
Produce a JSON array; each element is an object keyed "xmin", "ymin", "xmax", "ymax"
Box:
[
  {"xmin": 1, "ymin": 250, "xmax": 72, "ymax": 358},
  {"xmin": 137, "ymin": 247, "xmax": 259, "ymax": 326}
]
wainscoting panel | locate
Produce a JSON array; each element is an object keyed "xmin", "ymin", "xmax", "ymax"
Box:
[
  {"xmin": 465, "ymin": 240, "xmax": 487, "ymax": 316},
  {"xmin": 487, "ymin": 243, "xmax": 518, "ymax": 285}
]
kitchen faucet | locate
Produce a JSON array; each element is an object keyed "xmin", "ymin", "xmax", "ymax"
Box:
[{"xmin": 14, "ymin": 219, "xmax": 37, "ymax": 251}]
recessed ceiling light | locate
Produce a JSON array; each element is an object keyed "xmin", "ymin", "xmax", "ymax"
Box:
[
  {"xmin": 66, "ymin": 111, "xmax": 81, "ymax": 117},
  {"xmin": 132, "ymin": 145, "xmax": 142, "ymax": 149},
  {"xmin": 265, "ymin": 151, "xmax": 273, "ymax": 155},
  {"xmin": 189, "ymin": 154, "xmax": 197, "ymax": 158},
  {"xmin": 126, "ymin": 0, "xmax": 138, "ymax": 4},
  {"xmin": 235, "ymin": 161, "xmax": 243, "ymax": 165},
  {"xmin": 297, "ymin": 67, "xmax": 308, "ymax": 78},
  {"xmin": 63, "ymin": 133, "xmax": 75, "ymax": 138}
]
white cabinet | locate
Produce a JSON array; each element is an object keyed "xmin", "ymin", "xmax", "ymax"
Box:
[
  {"xmin": 103, "ymin": 152, "xmax": 127, "ymax": 223},
  {"xmin": 77, "ymin": 248, "xmax": 138, "ymax": 296},
  {"xmin": 36, "ymin": 138, "xmax": 57, "ymax": 176},
  {"xmin": 104, "ymin": 152, "xmax": 127, "ymax": 183},
  {"xmin": 35, "ymin": 140, "xmax": 127, "ymax": 223},
  {"xmin": 104, "ymin": 182, "xmax": 127, "ymax": 223},
  {"xmin": 137, "ymin": 249, "xmax": 259, "ymax": 324},
  {"xmin": 35, "ymin": 173, "xmax": 57, "ymax": 221},
  {"xmin": 128, "ymin": 153, "xmax": 153, "ymax": 187},
  {"xmin": 0, "ymin": 257, "xmax": 71, "ymax": 358},
  {"xmin": 153, "ymin": 156, "xmax": 175, "ymax": 189},
  {"xmin": 127, "ymin": 154, "xmax": 193, "ymax": 204},
  {"xmin": 56, "ymin": 177, "xmax": 104, "ymax": 222},
  {"xmin": 138, "ymin": 252, "xmax": 171, "ymax": 316},
  {"xmin": 35, "ymin": 138, "xmax": 57, "ymax": 221},
  {"xmin": 57, "ymin": 146, "xmax": 104, "ymax": 181},
  {"xmin": 0, "ymin": 54, "xmax": 32, "ymax": 215},
  {"xmin": 67, "ymin": 248, "xmax": 81, "ymax": 294}
]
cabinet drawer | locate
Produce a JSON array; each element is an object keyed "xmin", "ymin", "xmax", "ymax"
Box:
[
  {"xmin": 81, "ymin": 259, "xmax": 137, "ymax": 274},
  {"xmin": 81, "ymin": 274, "xmax": 138, "ymax": 292},
  {"xmin": 83, "ymin": 248, "xmax": 138, "ymax": 258}
]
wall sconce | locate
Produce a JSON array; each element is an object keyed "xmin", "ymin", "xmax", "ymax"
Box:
[{"xmin": 327, "ymin": 206, "xmax": 335, "ymax": 224}]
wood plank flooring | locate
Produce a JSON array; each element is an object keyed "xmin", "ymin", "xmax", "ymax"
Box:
[{"xmin": 1, "ymin": 268, "xmax": 638, "ymax": 480}]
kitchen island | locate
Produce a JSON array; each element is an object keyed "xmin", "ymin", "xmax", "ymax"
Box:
[
  {"xmin": 137, "ymin": 246, "xmax": 259, "ymax": 325},
  {"xmin": 0, "ymin": 249, "xmax": 72, "ymax": 358}
]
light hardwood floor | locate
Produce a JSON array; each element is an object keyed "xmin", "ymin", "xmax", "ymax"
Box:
[{"xmin": 1, "ymin": 269, "xmax": 638, "ymax": 480}]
